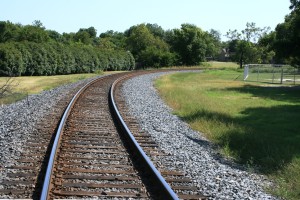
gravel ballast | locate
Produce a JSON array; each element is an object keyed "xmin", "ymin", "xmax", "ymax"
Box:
[
  {"xmin": 121, "ymin": 71, "xmax": 277, "ymax": 200},
  {"xmin": 0, "ymin": 76, "xmax": 102, "ymax": 187}
]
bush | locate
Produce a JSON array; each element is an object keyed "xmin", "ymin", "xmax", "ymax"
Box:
[
  {"xmin": 0, "ymin": 41, "xmax": 135, "ymax": 76},
  {"xmin": 138, "ymin": 47, "xmax": 176, "ymax": 68},
  {"xmin": 0, "ymin": 43, "xmax": 24, "ymax": 76}
]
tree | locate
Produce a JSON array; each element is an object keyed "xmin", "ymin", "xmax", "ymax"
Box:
[
  {"xmin": 206, "ymin": 29, "xmax": 222, "ymax": 59},
  {"xmin": 85, "ymin": 27, "xmax": 97, "ymax": 38},
  {"xmin": 0, "ymin": 21, "xmax": 21, "ymax": 43},
  {"xmin": 168, "ymin": 24, "xmax": 208, "ymax": 65},
  {"xmin": 126, "ymin": 24, "xmax": 173, "ymax": 68},
  {"xmin": 74, "ymin": 30, "xmax": 92, "ymax": 45},
  {"xmin": 126, "ymin": 24, "xmax": 157, "ymax": 56},
  {"xmin": 32, "ymin": 20, "xmax": 45, "ymax": 29},
  {"xmin": 258, "ymin": 32, "xmax": 276, "ymax": 63},
  {"xmin": 0, "ymin": 43, "xmax": 24, "ymax": 76},
  {"xmin": 145, "ymin": 23, "xmax": 165, "ymax": 39},
  {"xmin": 273, "ymin": 0, "xmax": 300, "ymax": 66},
  {"xmin": 62, "ymin": 32, "xmax": 76, "ymax": 44},
  {"xmin": 209, "ymin": 29, "xmax": 221, "ymax": 42},
  {"xmin": 47, "ymin": 30, "xmax": 63, "ymax": 42},
  {"xmin": 18, "ymin": 25, "xmax": 50, "ymax": 43},
  {"xmin": 290, "ymin": 0, "xmax": 300, "ymax": 10},
  {"xmin": 99, "ymin": 30, "xmax": 126, "ymax": 49},
  {"xmin": 226, "ymin": 22, "xmax": 270, "ymax": 68}
]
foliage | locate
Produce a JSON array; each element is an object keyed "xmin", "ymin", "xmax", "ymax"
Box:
[
  {"xmin": 126, "ymin": 23, "xmax": 176, "ymax": 68},
  {"xmin": 167, "ymin": 24, "xmax": 220, "ymax": 65},
  {"xmin": 145, "ymin": 23, "xmax": 165, "ymax": 39},
  {"xmin": 226, "ymin": 23, "xmax": 270, "ymax": 68},
  {"xmin": 0, "ymin": 21, "xmax": 135, "ymax": 76},
  {"xmin": 0, "ymin": 41, "xmax": 135, "ymax": 76},
  {"xmin": 168, "ymin": 24, "xmax": 206, "ymax": 65},
  {"xmin": 0, "ymin": 43, "xmax": 24, "ymax": 76},
  {"xmin": 5, "ymin": 12, "xmax": 300, "ymax": 72},
  {"xmin": 273, "ymin": 2, "xmax": 300, "ymax": 67},
  {"xmin": 99, "ymin": 30, "xmax": 126, "ymax": 49},
  {"xmin": 257, "ymin": 32, "xmax": 276, "ymax": 63},
  {"xmin": 139, "ymin": 47, "xmax": 176, "ymax": 68},
  {"xmin": 0, "ymin": 20, "xmax": 227, "ymax": 71}
]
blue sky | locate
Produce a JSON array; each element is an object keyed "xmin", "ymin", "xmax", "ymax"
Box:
[{"xmin": 1, "ymin": 0, "xmax": 291, "ymax": 40}]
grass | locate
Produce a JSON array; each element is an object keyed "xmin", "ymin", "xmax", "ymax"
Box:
[
  {"xmin": 0, "ymin": 72, "xmax": 107, "ymax": 104},
  {"xmin": 201, "ymin": 61, "xmax": 239, "ymax": 69},
  {"xmin": 160, "ymin": 61, "xmax": 239, "ymax": 70},
  {"xmin": 155, "ymin": 66, "xmax": 300, "ymax": 200}
]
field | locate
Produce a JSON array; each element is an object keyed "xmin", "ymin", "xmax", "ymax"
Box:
[
  {"xmin": 0, "ymin": 73, "xmax": 104, "ymax": 104},
  {"xmin": 162, "ymin": 61, "xmax": 239, "ymax": 70},
  {"xmin": 245, "ymin": 64, "xmax": 300, "ymax": 85},
  {"xmin": 155, "ymin": 67, "xmax": 300, "ymax": 199}
]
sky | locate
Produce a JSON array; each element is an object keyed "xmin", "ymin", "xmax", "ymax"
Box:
[{"xmin": 1, "ymin": 0, "xmax": 291, "ymax": 41}]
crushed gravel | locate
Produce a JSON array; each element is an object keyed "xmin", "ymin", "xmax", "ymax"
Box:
[
  {"xmin": 0, "ymin": 71, "xmax": 278, "ymax": 200},
  {"xmin": 121, "ymin": 71, "xmax": 278, "ymax": 200},
  {"xmin": 0, "ymin": 76, "xmax": 102, "ymax": 186}
]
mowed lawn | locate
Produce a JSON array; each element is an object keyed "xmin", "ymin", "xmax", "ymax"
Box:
[
  {"xmin": 0, "ymin": 73, "xmax": 102, "ymax": 104},
  {"xmin": 155, "ymin": 69, "xmax": 300, "ymax": 200}
]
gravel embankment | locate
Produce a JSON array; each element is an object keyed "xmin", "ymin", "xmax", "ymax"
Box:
[
  {"xmin": 121, "ymin": 71, "xmax": 277, "ymax": 200},
  {"xmin": 0, "ymin": 76, "xmax": 102, "ymax": 185}
]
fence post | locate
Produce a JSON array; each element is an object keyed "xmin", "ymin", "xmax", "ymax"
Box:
[
  {"xmin": 244, "ymin": 65, "xmax": 249, "ymax": 80},
  {"xmin": 294, "ymin": 67, "xmax": 296, "ymax": 85},
  {"xmin": 280, "ymin": 68, "xmax": 283, "ymax": 84},
  {"xmin": 272, "ymin": 67, "xmax": 275, "ymax": 84},
  {"xmin": 257, "ymin": 65, "xmax": 260, "ymax": 82}
]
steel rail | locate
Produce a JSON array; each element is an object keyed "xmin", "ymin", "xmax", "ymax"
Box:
[
  {"xmin": 109, "ymin": 75, "xmax": 180, "ymax": 200},
  {"xmin": 40, "ymin": 72, "xmax": 179, "ymax": 200},
  {"xmin": 40, "ymin": 75, "xmax": 108, "ymax": 200}
]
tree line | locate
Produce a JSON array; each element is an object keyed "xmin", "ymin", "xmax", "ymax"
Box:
[
  {"xmin": 0, "ymin": 20, "xmax": 223, "ymax": 76},
  {"xmin": 0, "ymin": 21, "xmax": 135, "ymax": 76},
  {"xmin": 224, "ymin": 0, "xmax": 300, "ymax": 68},
  {"xmin": 1, "ymin": 0, "xmax": 300, "ymax": 76}
]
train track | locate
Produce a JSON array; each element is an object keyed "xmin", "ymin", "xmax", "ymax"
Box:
[{"xmin": 1, "ymin": 70, "xmax": 206, "ymax": 199}]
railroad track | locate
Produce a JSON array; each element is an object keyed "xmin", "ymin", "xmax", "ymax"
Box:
[{"xmin": 1, "ymin": 70, "xmax": 206, "ymax": 199}]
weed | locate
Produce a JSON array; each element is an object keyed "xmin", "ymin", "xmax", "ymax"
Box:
[{"xmin": 155, "ymin": 67, "xmax": 300, "ymax": 199}]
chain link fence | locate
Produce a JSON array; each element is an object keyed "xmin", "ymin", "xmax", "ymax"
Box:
[{"xmin": 243, "ymin": 64, "xmax": 300, "ymax": 85}]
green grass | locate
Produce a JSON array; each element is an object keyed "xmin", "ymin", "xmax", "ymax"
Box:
[
  {"xmin": 201, "ymin": 61, "xmax": 239, "ymax": 69},
  {"xmin": 155, "ymin": 68, "xmax": 300, "ymax": 200},
  {"xmin": 160, "ymin": 61, "xmax": 239, "ymax": 70},
  {"xmin": 0, "ymin": 72, "xmax": 107, "ymax": 104}
]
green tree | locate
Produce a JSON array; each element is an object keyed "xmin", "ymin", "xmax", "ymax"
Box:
[
  {"xmin": 85, "ymin": 27, "xmax": 97, "ymax": 38},
  {"xmin": 32, "ymin": 20, "xmax": 45, "ymax": 29},
  {"xmin": 290, "ymin": 0, "xmax": 300, "ymax": 10},
  {"xmin": 99, "ymin": 30, "xmax": 126, "ymax": 49},
  {"xmin": 126, "ymin": 24, "xmax": 156, "ymax": 56},
  {"xmin": 273, "ymin": 0, "xmax": 300, "ymax": 66},
  {"xmin": 226, "ymin": 22, "xmax": 270, "ymax": 68},
  {"xmin": 206, "ymin": 29, "xmax": 222, "ymax": 59},
  {"xmin": 169, "ymin": 24, "xmax": 208, "ymax": 65},
  {"xmin": 74, "ymin": 31, "xmax": 92, "ymax": 45},
  {"xmin": 18, "ymin": 25, "xmax": 50, "ymax": 43},
  {"xmin": 47, "ymin": 30, "xmax": 63, "ymax": 42},
  {"xmin": 126, "ymin": 24, "xmax": 173, "ymax": 68},
  {"xmin": 258, "ymin": 31, "xmax": 276, "ymax": 63},
  {"xmin": 0, "ymin": 21, "xmax": 21, "ymax": 43},
  {"xmin": 73, "ymin": 27, "xmax": 97, "ymax": 45},
  {"xmin": 0, "ymin": 43, "xmax": 24, "ymax": 76},
  {"xmin": 145, "ymin": 23, "xmax": 165, "ymax": 39}
]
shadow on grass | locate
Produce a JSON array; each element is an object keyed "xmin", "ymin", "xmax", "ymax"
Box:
[
  {"xmin": 228, "ymin": 84, "xmax": 300, "ymax": 104},
  {"xmin": 181, "ymin": 86, "xmax": 300, "ymax": 173}
]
